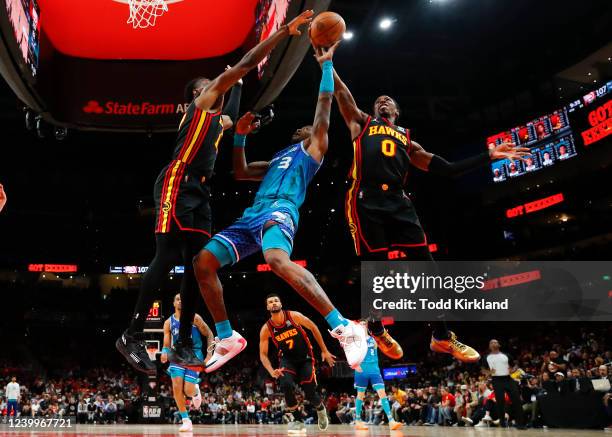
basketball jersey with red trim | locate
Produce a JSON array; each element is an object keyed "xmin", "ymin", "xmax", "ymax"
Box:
[
  {"xmin": 267, "ymin": 311, "xmax": 313, "ymax": 361},
  {"xmin": 172, "ymin": 101, "xmax": 224, "ymax": 180},
  {"xmin": 350, "ymin": 117, "xmax": 411, "ymax": 188}
]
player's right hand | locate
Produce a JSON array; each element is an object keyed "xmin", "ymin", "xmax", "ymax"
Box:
[
  {"xmin": 270, "ymin": 368, "xmax": 285, "ymax": 379},
  {"xmin": 287, "ymin": 10, "xmax": 314, "ymax": 35},
  {"xmin": 236, "ymin": 112, "xmax": 260, "ymax": 136},
  {"xmin": 312, "ymin": 41, "xmax": 341, "ymax": 65},
  {"xmin": 160, "ymin": 353, "xmax": 168, "ymax": 364}
]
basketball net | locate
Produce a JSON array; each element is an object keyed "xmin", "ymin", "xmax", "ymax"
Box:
[{"xmin": 127, "ymin": 0, "xmax": 168, "ymax": 29}]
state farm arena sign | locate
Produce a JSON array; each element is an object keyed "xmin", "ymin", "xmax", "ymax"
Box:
[{"xmin": 83, "ymin": 100, "xmax": 189, "ymax": 116}]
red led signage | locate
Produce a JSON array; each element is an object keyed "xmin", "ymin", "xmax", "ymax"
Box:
[
  {"xmin": 28, "ymin": 264, "xmax": 78, "ymax": 273},
  {"xmin": 582, "ymin": 100, "xmax": 612, "ymax": 146},
  {"xmin": 506, "ymin": 193, "xmax": 564, "ymax": 218},
  {"xmin": 257, "ymin": 260, "xmax": 307, "ymax": 272}
]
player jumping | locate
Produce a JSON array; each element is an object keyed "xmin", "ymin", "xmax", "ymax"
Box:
[
  {"xmin": 332, "ymin": 67, "xmax": 530, "ymax": 363},
  {"xmin": 161, "ymin": 293, "xmax": 214, "ymax": 432},
  {"xmin": 193, "ymin": 43, "xmax": 369, "ymax": 373},
  {"xmin": 259, "ymin": 293, "xmax": 334, "ymax": 434},
  {"xmin": 353, "ymin": 320, "xmax": 402, "ymax": 431},
  {"xmin": 116, "ymin": 9, "xmax": 315, "ymax": 374}
]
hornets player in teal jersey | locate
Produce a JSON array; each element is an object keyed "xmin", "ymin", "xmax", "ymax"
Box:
[
  {"xmin": 194, "ymin": 43, "xmax": 368, "ymax": 374},
  {"xmin": 161, "ymin": 293, "xmax": 213, "ymax": 432},
  {"xmin": 354, "ymin": 320, "xmax": 402, "ymax": 431}
]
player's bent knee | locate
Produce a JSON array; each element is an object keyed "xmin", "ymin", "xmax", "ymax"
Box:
[
  {"xmin": 193, "ymin": 249, "xmax": 218, "ymax": 278},
  {"xmin": 264, "ymin": 250, "xmax": 290, "ymax": 274}
]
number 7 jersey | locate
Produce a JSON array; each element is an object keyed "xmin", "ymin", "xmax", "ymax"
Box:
[{"xmin": 349, "ymin": 116, "xmax": 412, "ymax": 189}]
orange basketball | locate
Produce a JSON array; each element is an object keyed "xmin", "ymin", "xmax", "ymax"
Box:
[{"xmin": 309, "ymin": 11, "xmax": 346, "ymax": 48}]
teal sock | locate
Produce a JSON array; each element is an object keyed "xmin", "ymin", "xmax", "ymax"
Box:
[
  {"xmin": 325, "ymin": 308, "xmax": 349, "ymax": 329},
  {"xmin": 355, "ymin": 398, "xmax": 363, "ymax": 420},
  {"xmin": 215, "ymin": 320, "xmax": 232, "ymax": 339},
  {"xmin": 381, "ymin": 397, "xmax": 392, "ymax": 421},
  {"xmin": 180, "ymin": 410, "xmax": 189, "ymax": 420}
]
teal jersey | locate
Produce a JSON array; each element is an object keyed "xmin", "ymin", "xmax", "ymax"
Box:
[
  {"xmin": 169, "ymin": 314, "xmax": 203, "ymax": 360},
  {"xmin": 361, "ymin": 336, "xmax": 380, "ymax": 371},
  {"xmin": 254, "ymin": 142, "xmax": 322, "ymax": 212}
]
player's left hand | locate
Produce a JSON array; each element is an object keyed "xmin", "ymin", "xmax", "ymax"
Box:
[
  {"xmin": 236, "ymin": 112, "xmax": 260, "ymax": 135},
  {"xmin": 287, "ymin": 10, "xmax": 314, "ymax": 36},
  {"xmin": 312, "ymin": 40, "xmax": 341, "ymax": 65},
  {"xmin": 489, "ymin": 141, "xmax": 530, "ymax": 162},
  {"xmin": 160, "ymin": 353, "xmax": 168, "ymax": 364},
  {"xmin": 321, "ymin": 350, "xmax": 336, "ymax": 367}
]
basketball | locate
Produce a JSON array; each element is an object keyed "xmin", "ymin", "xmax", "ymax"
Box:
[{"xmin": 309, "ymin": 12, "xmax": 346, "ymax": 48}]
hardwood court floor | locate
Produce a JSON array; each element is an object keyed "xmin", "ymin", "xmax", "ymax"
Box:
[{"xmin": 1, "ymin": 423, "xmax": 608, "ymax": 436}]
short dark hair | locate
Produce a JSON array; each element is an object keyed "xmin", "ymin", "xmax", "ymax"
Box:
[
  {"xmin": 184, "ymin": 77, "xmax": 207, "ymax": 102},
  {"xmin": 265, "ymin": 293, "xmax": 280, "ymax": 304}
]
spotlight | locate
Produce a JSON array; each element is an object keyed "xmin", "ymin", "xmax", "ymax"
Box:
[
  {"xmin": 343, "ymin": 31, "xmax": 354, "ymax": 40},
  {"xmin": 379, "ymin": 18, "xmax": 394, "ymax": 30}
]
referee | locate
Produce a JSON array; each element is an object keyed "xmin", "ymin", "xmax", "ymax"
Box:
[{"xmin": 485, "ymin": 339, "xmax": 526, "ymax": 429}]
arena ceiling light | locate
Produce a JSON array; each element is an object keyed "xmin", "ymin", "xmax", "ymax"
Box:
[
  {"xmin": 343, "ymin": 31, "xmax": 354, "ymax": 40},
  {"xmin": 379, "ymin": 18, "xmax": 395, "ymax": 30}
]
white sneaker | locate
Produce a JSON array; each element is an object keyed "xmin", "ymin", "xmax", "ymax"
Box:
[
  {"xmin": 482, "ymin": 413, "xmax": 492, "ymax": 422},
  {"xmin": 204, "ymin": 330, "xmax": 247, "ymax": 373},
  {"xmin": 192, "ymin": 384, "xmax": 202, "ymax": 409},
  {"xmin": 329, "ymin": 321, "xmax": 367, "ymax": 369},
  {"xmin": 475, "ymin": 421, "xmax": 488, "ymax": 428},
  {"xmin": 179, "ymin": 419, "xmax": 193, "ymax": 432}
]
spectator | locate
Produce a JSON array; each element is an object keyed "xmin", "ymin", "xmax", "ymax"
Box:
[
  {"xmin": 5, "ymin": 377, "xmax": 20, "ymax": 418},
  {"xmin": 438, "ymin": 387, "xmax": 456, "ymax": 425}
]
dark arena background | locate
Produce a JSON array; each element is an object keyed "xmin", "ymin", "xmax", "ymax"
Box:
[{"xmin": 0, "ymin": 0, "xmax": 611, "ymax": 436}]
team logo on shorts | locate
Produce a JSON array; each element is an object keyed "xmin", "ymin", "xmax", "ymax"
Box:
[
  {"xmin": 272, "ymin": 211, "xmax": 295, "ymax": 232},
  {"xmin": 162, "ymin": 201, "xmax": 172, "ymax": 213}
]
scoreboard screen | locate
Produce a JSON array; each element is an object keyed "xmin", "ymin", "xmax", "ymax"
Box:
[
  {"xmin": 487, "ymin": 82, "xmax": 611, "ymax": 183},
  {"xmin": 4, "ymin": 0, "xmax": 40, "ymax": 76}
]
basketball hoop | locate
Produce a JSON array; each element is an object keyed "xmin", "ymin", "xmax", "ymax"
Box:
[{"xmin": 126, "ymin": 0, "xmax": 168, "ymax": 29}]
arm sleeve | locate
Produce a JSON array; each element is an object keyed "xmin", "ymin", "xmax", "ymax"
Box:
[
  {"xmin": 222, "ymin": 83, "xmax": 242, "ymax": 125},
  {"xmin": 428, "ymin": 152, "xmax": 490, "ymax": 178}
]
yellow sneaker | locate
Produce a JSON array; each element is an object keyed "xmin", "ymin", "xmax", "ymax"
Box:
[
  {"xmin": 389, "ymin": 420, "xmax": 403, "ymax": 430},
  {"xmin": 355, "ymin": 420, "xmax": 369, "ymax": 430},
  {"xmin": 430, "ymin": 331, "xmax": 480, "ymax": 363},
  {"xmin": 372, "ymin": 329, "xmax": 403, "ymax": 360}
]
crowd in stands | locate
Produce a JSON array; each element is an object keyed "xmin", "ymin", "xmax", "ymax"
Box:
[{"xmin": 1, "ymin": 327, "xmax": 611, "ymax": 429}]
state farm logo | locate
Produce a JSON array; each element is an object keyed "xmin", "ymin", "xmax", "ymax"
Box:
[
  {"xmin": 83, "ymin": 100, "xmax": 104, "ymax": 114},
  {"xmin": 82, "ymin": 100, "xmax": 189, "ymax": 116}
]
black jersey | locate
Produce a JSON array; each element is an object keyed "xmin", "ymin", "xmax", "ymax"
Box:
[
  {"xmin": 267, "ymin": 310, "xmax": 313, "ymax": 361},
  {"xmin": 172, "ymin": 101, "xmax": 224, "ymax": 181},
  {"xmin": 348, "ymin": 116, "xmax": 412, "ymax": 190}
]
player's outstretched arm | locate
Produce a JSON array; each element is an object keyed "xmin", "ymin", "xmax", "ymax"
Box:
[
  {"xmin": 196, "ymin": 10, "xmax": 313, "ymax": 112},
  {"xmin": 290, "ymin": 311, "xmax": 336, "ymax": 367},
  {"xmin": 160, "ymin": 319, "xmax": 171, "ymax": 364},
  {"xmin": 332, "ymin": 69, "xmax": 368, "ymax": 139},
  {"xmin": 307, "ymin": 42, "xmax": 341, "ymax": 163},
  {"xmin": 233, "ymin": 112, "xmax": 270, "ymax": 181},
  {"xmin": 409, "ymin": 140, "xmax": 530, "ymax": 177}
]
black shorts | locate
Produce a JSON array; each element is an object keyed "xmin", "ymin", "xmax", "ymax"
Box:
[
  {"xmin": 345, "ymin": 186, "xmax": 427, "ymax": 255},
  {"xmin": 153, "ymin": 160, "xmax": 211, "ymax": 236},
  {"xmin": 280, "ymin": 356, "xmax": 316, "ymax": 385}
]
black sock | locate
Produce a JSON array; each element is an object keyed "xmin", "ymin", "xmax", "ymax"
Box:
[
  {"xmin": 368, "ymin": 319, "xmax": 385, "ymax": 336},
  {"xmin": 432, "ymin": 321, "xmax": 450, "ymax": 340},
  {"xmin": 128, "ymin": 234, "xmax": 177, "ymax": 334}
]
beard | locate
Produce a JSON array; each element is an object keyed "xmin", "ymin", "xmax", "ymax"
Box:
[{"xmin": 269, "ymin": 308, "xmax": 282, "ymax": 314}]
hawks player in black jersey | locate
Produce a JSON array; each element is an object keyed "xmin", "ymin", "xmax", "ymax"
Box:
[
  {"xmin": 116, "ymin": 10, "xmax": 315, "ymax": 375},
  {"xmin": 332, "ymin": 68, "xmax": 529, "ymax": 363},
  {"xmin": 260, "ymin": 294, "xmax": 335, "ymax": 433}
]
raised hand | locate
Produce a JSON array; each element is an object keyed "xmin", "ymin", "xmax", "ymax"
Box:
[
  {"xmin": 235, "ymin": 112, "xmax": 260, "ymax": 136},
  {"xmin": 312, "ymin": 40, "xmax": 341, "ymax": 65},
  {"xmin": 287, "ymin": 10, "xmax": 314, "ymax": 36},
  {"xmin": 490, "ymin": 141, "xmax": 531, "ymax": 162}
]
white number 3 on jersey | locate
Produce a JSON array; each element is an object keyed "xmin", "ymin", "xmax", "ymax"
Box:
[{"xmin": 277, "ymin": 157, "xmax": 292, "ymax": 169}]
